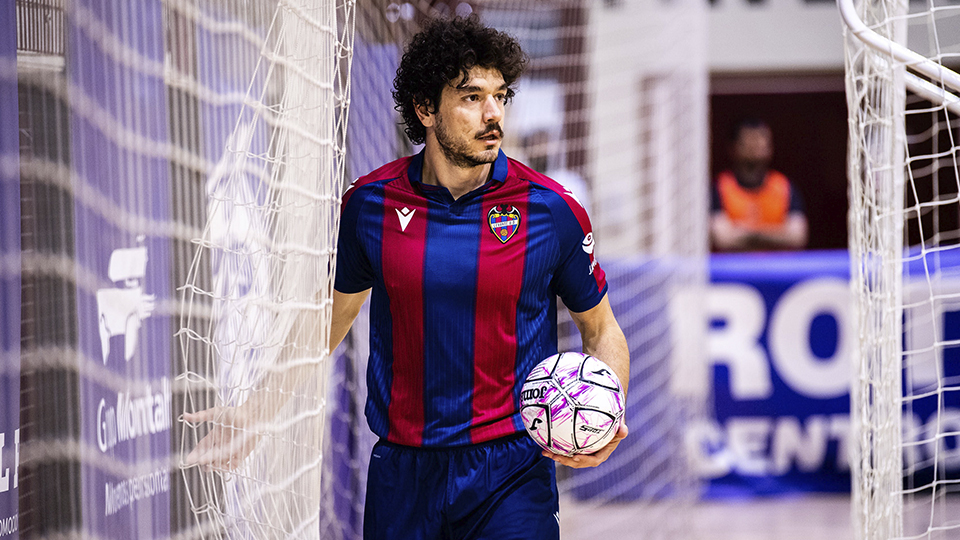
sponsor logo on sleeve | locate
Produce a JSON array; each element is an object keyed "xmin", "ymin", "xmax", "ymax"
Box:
[
  {"xmin": 581, "ymin": 233, "xmax": 594, "ymax": 255},
  {"xmin": 582, "ymin": 233, "xmax": 599, "ymax": 275}
]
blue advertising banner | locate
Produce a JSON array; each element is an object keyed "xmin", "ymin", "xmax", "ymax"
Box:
[
  {"xmin": 697, "ymin": 249, "xmax": 960, "ymax": 496},
  {"xmin": 700, "ymin": 250, "xmax": 853, "ymax": 495},
  {"xmin": 569, "ymin": 251, "xmax": 862, "ymax": 499},
  {"xmin": 563, "ymin": 247, "xmax": 960, "ymax": 500},
  {"xmin": 68, "ymin": 1, "xmax": 173, "ymax": 537},
  {"xmin": 0, "ymin": 0, "xmax": 20, "ymax": 537}
]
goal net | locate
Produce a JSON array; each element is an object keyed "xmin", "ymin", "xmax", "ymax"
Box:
[
  {"xmin": 14, "ymin": 0, "xmax": 353, "ymax": 538},
  {"xmin": 175, "ymin": 1, "xmax": 354, "ymax": 539},
  {"xmin": 842, "ymin": 0, "xmax": 960, "ymax": 537}
]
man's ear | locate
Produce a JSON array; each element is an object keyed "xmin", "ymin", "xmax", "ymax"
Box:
[{"xmin": 415, "ymin": 100, "xmax": 435, "ymax": 129}]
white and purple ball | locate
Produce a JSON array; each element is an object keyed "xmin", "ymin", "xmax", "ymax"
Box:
[{"xmin": 519, "ymin": 352, "xmax": 625, "ymax": 456}]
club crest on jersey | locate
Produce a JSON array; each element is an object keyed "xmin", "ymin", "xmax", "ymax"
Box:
[{"xmin": 488, "ymin": 205, "xmax": 521, "ymax": 243}]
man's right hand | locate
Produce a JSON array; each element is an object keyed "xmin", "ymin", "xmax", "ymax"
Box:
[{"xmin": 182, "ymin": 406, "xmax": 261, "ymax": 472}]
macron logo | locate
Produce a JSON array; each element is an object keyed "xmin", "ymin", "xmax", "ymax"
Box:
[{"xmin": 396, "ymin": 207, "xmax": 416, "ymax": 232}]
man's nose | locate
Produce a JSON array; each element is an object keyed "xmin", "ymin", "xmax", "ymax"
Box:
[{"xmin": 483, "ymin": 96, "xmax": 503, "ymax": 123}]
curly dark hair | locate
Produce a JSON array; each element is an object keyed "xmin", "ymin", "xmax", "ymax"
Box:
[{"xmin": 393, "ymin": 16, "xmax": 527, "ymax": 145}]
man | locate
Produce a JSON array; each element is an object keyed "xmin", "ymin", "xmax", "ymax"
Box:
[
  {"xmin": 710, "ymin": 118, "xmax": 808, "ymax": 251},
  {"xmin": 187, "ymin": 16, "xmax": 629, "ymax": 540}
]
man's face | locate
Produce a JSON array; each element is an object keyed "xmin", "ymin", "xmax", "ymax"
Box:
[
  {"xmin": 423, "ymin": 66, "xmax": 507, "ymax": 168},
  {"xmin": 733, "ymin": 126, "xmax": 774, "ymax": 168}
]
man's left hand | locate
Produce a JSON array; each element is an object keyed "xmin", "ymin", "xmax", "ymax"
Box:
[{"xmin": 542, "ymin": 423, "xmax": 628, "ymax": 468}]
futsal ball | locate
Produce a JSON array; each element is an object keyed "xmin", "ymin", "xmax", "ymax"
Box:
[{"xmin": 520, "ymin": 352, "xmax": 625, "ymax": 456}]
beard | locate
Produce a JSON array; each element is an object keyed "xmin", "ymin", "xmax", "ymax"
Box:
[
  {"xmin": 736, "ymin": 159, "xmax": 769, "ymax": 187},
  {"xmin": 435, "ymin": 114, "xmax": 502, "ymax": 168}
]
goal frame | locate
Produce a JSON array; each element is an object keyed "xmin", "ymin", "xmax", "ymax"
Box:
[{"xmin": 840, "ymin": 0, "xmax": 960, "ymax": 537}]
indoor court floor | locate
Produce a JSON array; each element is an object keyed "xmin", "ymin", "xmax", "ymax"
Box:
[
  {"xmin": 562, "ymin": 493, "xmax": 960, "ymax": 539},
  {"xmin": 561, "ymin": 494, "xmax": 854, "ymax": 540}
]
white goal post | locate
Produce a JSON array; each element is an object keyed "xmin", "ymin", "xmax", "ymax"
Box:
[
  {"xmin": 176, "ymin": 1, "xmax": 354, "ymax": 538},
  {"xmin": 838, "ymin": 0, "xmax": 960, "ymax": 115},
  {"xmin": 841, "ymin": 0, "xmax": 960, "ymax": 537}
]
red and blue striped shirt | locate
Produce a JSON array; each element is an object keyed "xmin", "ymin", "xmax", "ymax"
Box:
[{"xmin": 335, "ymin": 150, "xmax": 607, "ymax": 447}]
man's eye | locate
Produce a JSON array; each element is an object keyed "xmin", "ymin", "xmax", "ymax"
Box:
[{"xmin": 465, "ymin": 95, "xmax": 479, "ymax": 102}]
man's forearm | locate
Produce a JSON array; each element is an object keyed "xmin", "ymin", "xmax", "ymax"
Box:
[
  {"xmin": 571, "ymin": 295, "xmax": 630, "ymax": 395},
  {"xmin": 582, "ymin": 324, "xmax": 629, "ymax": 396}
]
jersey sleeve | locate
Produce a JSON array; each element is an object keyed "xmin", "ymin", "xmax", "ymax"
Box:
[
  {"xmin": 547, "ymin": 192, "xmax": 608, "ymax": 313},
  {"xmin": 334, "ymin": 184, "xmax": 375, "ymax": 294}
]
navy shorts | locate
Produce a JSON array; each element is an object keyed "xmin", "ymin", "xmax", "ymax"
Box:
[{"xmin": 363, "ymin": 433, "xmax": 560, "ymax": 540}]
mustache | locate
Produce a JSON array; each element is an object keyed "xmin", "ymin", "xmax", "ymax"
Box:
[{"xmin": 477, "ymin": 124, "xmax": 504, "ymax": 138}]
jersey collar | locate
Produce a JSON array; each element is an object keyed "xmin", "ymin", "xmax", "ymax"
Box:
[{"xmin": 406, "ymin": 149, "xmax": 509, "ymax": 197}]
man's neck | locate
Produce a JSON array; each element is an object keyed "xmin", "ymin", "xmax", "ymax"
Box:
[{"xmin": 421, "ymin": 141, "xmax": 493, "ymax": 200}]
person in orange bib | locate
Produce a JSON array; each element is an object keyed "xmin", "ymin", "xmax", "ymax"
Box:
[{"xmin": 710, "ymin": 119, "xmax": 808, "ymax": 251}]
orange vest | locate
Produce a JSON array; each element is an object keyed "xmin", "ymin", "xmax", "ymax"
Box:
[{"xmin": 716, "ymin": 170, "xmax": 791, "ymax": 226}]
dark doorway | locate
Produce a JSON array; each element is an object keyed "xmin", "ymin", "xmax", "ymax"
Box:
[{"xmin": 710, "ymin": 73, "xmax": 849, "ymax": 251}]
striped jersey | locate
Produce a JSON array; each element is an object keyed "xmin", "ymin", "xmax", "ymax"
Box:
[{"xmin": 335, "ymin": 150, "xmax": 607, "ymax": 447}]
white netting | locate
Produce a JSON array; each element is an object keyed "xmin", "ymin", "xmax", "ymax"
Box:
[
  {"xmin": 843, "ymin": 0, "xmax": 960, "ymax": 537},
  {"xmin": 17, "ymin": 0, "xmax": 355, "ymax": 536},
  {"xmin": 176, "ymin": 1, "xmax": 354, "ymax": 539}
]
